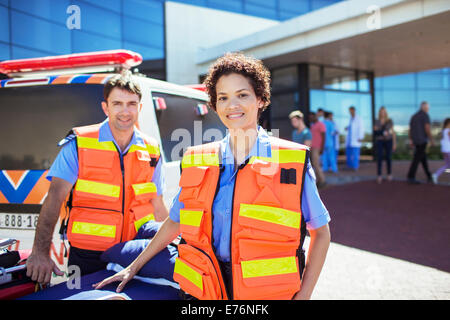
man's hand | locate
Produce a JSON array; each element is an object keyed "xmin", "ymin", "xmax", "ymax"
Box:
[{"xmin": 26, "ymin": 253, "xmax": 64, "ymax": 284}]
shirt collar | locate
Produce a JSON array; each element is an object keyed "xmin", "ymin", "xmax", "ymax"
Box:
[
  {"xmin": 98, "ymin": 119, "xmax": 145, "ymax": 154},
  {"xmin": 220, "ymin": 126, "xmax": 271, "ymax": 165}
]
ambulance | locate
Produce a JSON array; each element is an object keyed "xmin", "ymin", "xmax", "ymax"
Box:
[{"xmin": 0, "ymin": 49, "xmax": 226, "ymax": 285}]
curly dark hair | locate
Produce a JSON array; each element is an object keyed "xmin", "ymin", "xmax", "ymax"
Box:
[{"xmin": 203, "ymin": 52, "xmax": 271, "ymax": 112}]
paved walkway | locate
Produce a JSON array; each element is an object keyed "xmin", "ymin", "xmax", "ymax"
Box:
[{"xmin": 308, "ymin": 160, "xmax": 450, "ymax": 300}]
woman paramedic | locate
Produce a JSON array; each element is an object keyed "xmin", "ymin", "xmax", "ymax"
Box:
[{"xmin": 94, "ymin": 52, "xmax": 331, "ymax": 300}]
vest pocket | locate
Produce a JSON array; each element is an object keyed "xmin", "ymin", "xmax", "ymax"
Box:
[
  {"xmin": 130, "ymin": 203, "xmax": 155, "ymax": 233},
  {"xmin": 173, "ymin": 244, "xmax": 221, "ymax": 300},
  {"xmin": 233, "ymin": 256, "xmax": 300, "ymax": 300},
  {"xmin": 179, "ymin": 209, "xmax": 204, "ymax": 240},
  {"xmin": 179, "ymin": 166, "xmax": 210, "ymax": 204},
  {"xmin": 67, "ymin": 207, "xmax": 123, "ymax": 251}
]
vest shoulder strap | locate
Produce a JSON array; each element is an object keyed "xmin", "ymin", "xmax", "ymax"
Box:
[
  {"xmin": 72, "ymin": 123, "xmax": 102, "ymax": 138},
  {"xmin": 268, "ymin": 136, "xmax": 310, "ymax": 151}
]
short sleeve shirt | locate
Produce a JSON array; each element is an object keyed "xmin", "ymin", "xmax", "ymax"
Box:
[
  {"xmin": 292, "ymin": 128, "xmax": 312, "ymax": 145},
  {"xmin": 311, "ymin": 121, "xmax": 326, "ymax": 149},
  {"xmin": 47, "ymin": 119, "xmax": 165, "ymax": 196},
  {"xmin": 410, "ymin": 110, "xmax": 430, "ymax": 145},
  {"xmin": 169, "ymin": 127, "xmax": 331, "ymax": 262}
]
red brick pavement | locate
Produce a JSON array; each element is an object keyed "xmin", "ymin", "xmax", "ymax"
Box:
[{"xmin": 318, "ymin": 160, "xmax": 450, "ymax": 273}]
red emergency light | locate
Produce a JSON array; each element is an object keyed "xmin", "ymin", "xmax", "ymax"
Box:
[
  {"xmin": 0, "ymin": 49, "xmax": 142, "ymax": 76},
  {"xmin": 185, "ymin": 84, "xmax": 206, "ymax": 92}
]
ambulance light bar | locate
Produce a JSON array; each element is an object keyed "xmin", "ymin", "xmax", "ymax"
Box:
[{"xmin": 0, "ymin": 50, "xmax": 142, "ymax": 77}]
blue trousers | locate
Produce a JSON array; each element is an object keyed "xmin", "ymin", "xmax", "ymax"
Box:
[
  {"xmin": 346, "ymin": 146, "xmax": 360, "ymax": 169},
  {"xmin": 322, "ymin": 147, "xmax": 338, "ymax": 172}
]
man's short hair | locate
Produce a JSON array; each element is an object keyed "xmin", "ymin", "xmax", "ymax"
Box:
[
  {"xmin": 349, "ymin": 106, "xmax": 355, "ymax": 110},
  {"xmin": 103, "ymin": 73, "xmax": 142, "ymax": 101},
  {"xmin": 289, "ymin": 110, "xmax": 304, "ymax": 119}
]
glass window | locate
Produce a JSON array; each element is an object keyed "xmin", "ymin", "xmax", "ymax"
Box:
[
  {"xmin": 279, "ymin": 10, "xmax": 300, "ymax": 20},
  {"xmin": 309, "ymin": 65, "xmax": 321, "ymax": 88},
  {"xmin": 279, "ymin": 0, "xmax": 310, "ymax": 14},
  {"xmin": 247, "ymin": 0, "xmax": 276, "ymax": 8},
  {"xmin": 175, "ymin": 0, "xmax": 207, "ymax": 6},
  {"xmin": 323, "ymin": 67, "xmax": 357, "ymax": 91},
  {"xmin": 72, "ymin": 30, "xmax": 122, "ymax": 53},
  {"xmin": 310, "ymin": 89, "xmax": 372, "ymax": 137},
  {"xmin": 123, "ymin": 17, "xmax": 164, "ymax": 49},
  {"xmin": 0, "ymin": 84, "xmax": 106, "ymax": 170},
  {"xmin": 11, "ymin": 0, "xmax": 69, "ymax": 24},
  {"xmin": 271, "ymin": 66, "xmax": 297, "ymax": 92},
  {"xmin": 123, "ymin": 41, "xmax": 164, "ymax": 61},
  {"xmin": 417, "ymin": 73, "xmax": 447, "ymax": 89},
  {"xmin": 0, "ymin": 0, "xmax": 8, "ymax": 6},
  {"xmin": 76, "ymin": 0, "xmax": 121, "ymax": 13},
  {"xmin": 75, "ymin": 3, "xmax": 121, "ymax": 39},
  {"xmin": 0, "ymin": 43, "xmax": 10, "ymax": 60},
  {"xmin": 152, "ymin": 92, "xmax": 226, "ymax": 162},
  {"xmin": 269, "ymin": 92, "xmax": 298, "ymax": 139},
  {"xmin": 0, "ymin": 5, "xmax": 9, "ymax": 43},
  {"xmin": 381, "ymin": 73, "xmax": 415, "ymax": 89},
  {"xmin": 11, "ymin": 12, "xmax": 71, "ymax": 55},
  {"xmin": 311, "ymin": 0, "xmax": 342, "ymax": 10},
  {"xmin": 244, "ymin": 4, "xmax": 278, "ymax": 20},
  {"xmin": 123, "ymin": 0, "xmax": 164, "ymax": 24},
  {"xmin": 417, "ymin": 90, "xmax": 450, "ymax": 105},
  {"xmin": 11, "ymin": 45, "xmax": 50, "ymax": 59},
  {"xmin": 358, "ymin": 72, "xmax": 370, "ymax": 92},
  {"xmin": 208, "ymin": 0, "xmax": 243, "ymax": 13},
  {"xmin": 382, "ymin": 89, "xmax": 416, "ymax": 105}
]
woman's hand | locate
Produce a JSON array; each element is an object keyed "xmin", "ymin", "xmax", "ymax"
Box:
[{"xmin": 92, "ymin": 265, "xmax": 137, "ymax": 293}]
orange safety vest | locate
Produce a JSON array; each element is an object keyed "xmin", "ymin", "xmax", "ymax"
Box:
[
  {"xmin": 66, "ymin": 123, "xmax": 160, "ymax": 251},
  {"xmin": 173, "ymin": 137, "xmax": 308, "ymax": 300}
]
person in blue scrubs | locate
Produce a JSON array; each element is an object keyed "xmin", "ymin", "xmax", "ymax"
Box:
[
  {"xmin": 95, "ymin": 53, "xmax": 331, "ymax": 300},
  {"xmin": 321, "ymin": 111, "xmax": 338, "ymax": 173}
]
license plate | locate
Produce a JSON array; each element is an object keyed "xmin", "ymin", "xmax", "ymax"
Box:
[{"xmin": 0, "ymin": 213, "xmax": 39, "ymax": 230}]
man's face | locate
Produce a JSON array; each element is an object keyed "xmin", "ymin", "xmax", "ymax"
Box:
[
  {"xmin": 101, "ymin": 87, "xmax": 141, "ymax": 133},
  {"xmin": 422, "ymin": 103, "xmax": 430, "ymax": 113},
  {"xmin": 349, "ymin": 108, "xmax": 355, "ymax": 117},
  {"xmin": 290, "ymin": 117, "xmax": 300, "ymax": 128}
]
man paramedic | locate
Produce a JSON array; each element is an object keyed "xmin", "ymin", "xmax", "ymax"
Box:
[{"xmin": 26, "ymin": 74, "xmax": 168, "ymax": 284}]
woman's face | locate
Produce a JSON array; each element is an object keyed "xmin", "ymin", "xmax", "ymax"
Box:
[{"xmin": 215, "ymin": 73, "xmax": 263, "ymax": 132}]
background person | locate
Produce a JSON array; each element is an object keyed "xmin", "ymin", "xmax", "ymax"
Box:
[
  {"xmin": 309, "ymin": 111, "xmax": 326, "ymax": 187},
  {"xmin": 345, "ymin": 106, "xmax": 364, "ymax": 171},
  {"xmin": 321, "ymin": 111, "xmax": 338, "ymax": 173},
  {"xmin": 407, "ymin": 101, "xmax": 434, "ymax": 184},
  {"xmin": 289, "ymin": 110, "xmax": 312, "ymax": 147},
  {"xmin": 94, "ymin": 52, "xmax": 331, "ymax": 300},
  {"xmin": 373, "ymin": 106, "xmax": 396, "ymax": 184},
  {"xmin": 26, "ymin": 74, "xmax": 168, "ymax": 284},
  {"xmin": 432, "ymin": 118, "xmax": 450, "ymax": 184}
]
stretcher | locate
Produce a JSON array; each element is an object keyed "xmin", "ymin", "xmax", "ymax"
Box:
[
  {"xmin": 19, "ymin": 263, "xmax": 181, "ymax": 300},
  {"xmin": 1, "ymin": 232, "xmax": 181, "ymax": 300}
]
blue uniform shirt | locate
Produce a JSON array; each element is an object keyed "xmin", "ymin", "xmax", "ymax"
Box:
[
  {"xmin": 170, "ymin": 127, "xmax": 330, "ymax": 262},
  {"xmin": 47, "ymin": 119, "xmax": 165, "ymax": 196}
]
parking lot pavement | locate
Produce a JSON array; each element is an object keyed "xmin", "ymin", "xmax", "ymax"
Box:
[{"xmin": 306, "ymin": 161, "xmax": 450, "ymax": 300}]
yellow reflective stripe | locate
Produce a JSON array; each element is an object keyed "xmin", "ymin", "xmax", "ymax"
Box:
[
  {"xmin": 181, "ymin": 153, "xmax": 219, "ymax": 168},
  {"xmin": 180, "ymin": 209, "xmax": 203, "ymax": 227},
  {"xmin": 132, "ymin": 182, "xmax": 157, "ymax": 196},
  {"xmin": 249, "ymin": 149, "xmax": 306, "ymax": 164},
  {"xmin": 174, "ymin": 259, "xmax": 203, "ymax": 291},
  {"xmin": 134, "ymin": 214, "xmax": 155, "ymax": 231},
  {"xmin": 241, "ymin": 256, "xmax": 297, "ymax": 279},
  {"xmin": 77, "ymin": 136, "xmax": 116, "ymax": 151},
  {"xmin": 129, "ymin": 144, "xmax": 160, "ymax": 156},
  {"xmin": 75, "ymin": 179, "xmax": 120, "ymax": 198},
  {"xmin": 239, "ymin": 203, "xmax": 300, "ymax": 229},
  {"xmin": 72, "ymin": 221, "xmax": 116, "ymax": 238}
]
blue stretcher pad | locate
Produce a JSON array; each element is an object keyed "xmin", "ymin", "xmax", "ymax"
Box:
[{"xmin": 20, "ymin": 265, "xmax": 180, "ymax": 300}]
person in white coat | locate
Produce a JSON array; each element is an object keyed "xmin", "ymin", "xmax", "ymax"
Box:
[{"xmin": 345, "ymin": 106, "xmax": 364, "ymax": 170}]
